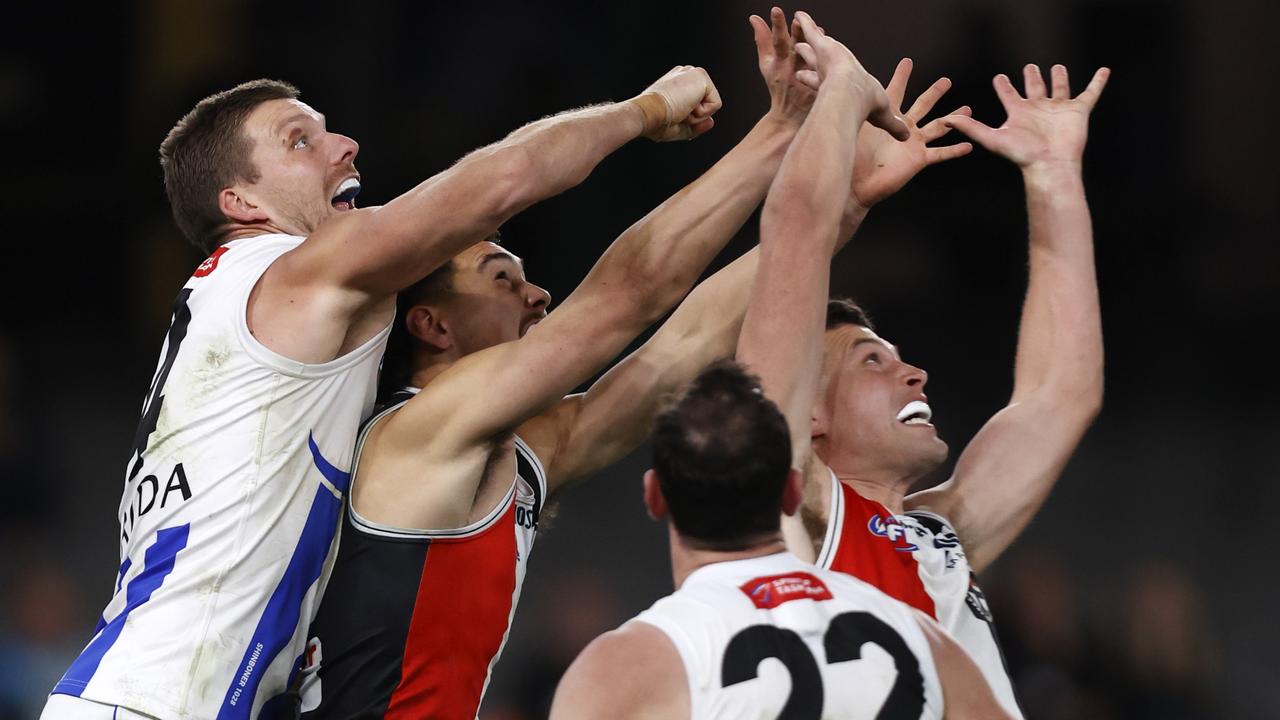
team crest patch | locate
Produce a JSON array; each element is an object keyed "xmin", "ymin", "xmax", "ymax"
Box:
[
  {"xmin": 194, "ymin": 246, "xmax": 230, "ymax": 277},
  {"xmin": 740, "ymin": 572, "xmax": 833, "ymax": 609}
]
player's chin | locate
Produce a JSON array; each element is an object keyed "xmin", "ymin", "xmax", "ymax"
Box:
[{"xmin": 906, "ymin": 433, "xmax": 949, "ymax": 470}]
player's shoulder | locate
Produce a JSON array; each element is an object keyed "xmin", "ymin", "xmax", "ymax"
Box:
[
  {"xmin": 186, "ymin": 233, "xmax": 303, "ymax": 288},
  {"xmin": 551, "ymin": 622, "xmax": 687, "ymax": 720},
  {"xmin": 902, "ymin": 507, "xmax": 956, "ymax": 535}
]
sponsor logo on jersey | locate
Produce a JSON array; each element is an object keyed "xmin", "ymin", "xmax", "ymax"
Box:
[
  {"xmin": 740, "ymin": 572, "xmax": 834, "ymax": 609},
  {"xmin": 194, "ymin": 246, "xmax": 230, "ymax": 277},
  {"xmin": 867, "ymin": 514, "xmax": 919, "ymax": 552}
]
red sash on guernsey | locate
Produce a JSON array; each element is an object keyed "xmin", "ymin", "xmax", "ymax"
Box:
[{"xmin": 825, "ymin": 482, "xmax": 936, "ymax": 616}]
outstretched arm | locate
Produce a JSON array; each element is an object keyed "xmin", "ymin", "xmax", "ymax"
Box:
[
  {"xmin": 739, "ymin": 12, "xmax": 906, "ymax": 468},
  {"xmin": 532, "ymin": 51, "xmax": 970, "ymax": 493},
  {"xmin": 907, "ymin": 64, "xmax": 1109, "ymax": 572},
  {"xmin": 520, "ymin": 7, "xmax": 815, "ymax": 490},
  {"xmin": 252, "ymin": 66, "xmax": 720, "ymax": 363}
]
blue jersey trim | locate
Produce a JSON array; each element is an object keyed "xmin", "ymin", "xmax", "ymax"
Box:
[
  {"xmin": 91, "ymin": 557, "xmax": 134, "ymax": 636},
  {"xmin": 306, "ymin": 432, "xmax": 352, "ymax": 494},
  {"xmin": 217, "ymin": 433, "xmax": 349, "ymax": 719},
  {"xmin": 54, "ymin": 524, "xmax": 190, "ymax": 697}
]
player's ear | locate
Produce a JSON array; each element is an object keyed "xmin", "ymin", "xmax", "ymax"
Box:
[
  {"xmin": 405, "ymin": 304, "xmax": 451, "ymax": 353},
  {"xmin": 780, "ymin": 468, "xmax": 803, "ymax": 516},
  {"xmin": 218, "ymin": 186, "xmax": 270, "ymax": 225},
  {"xmin": 643, "ymin": 469, "xmax": 668, "ymax": 521}
]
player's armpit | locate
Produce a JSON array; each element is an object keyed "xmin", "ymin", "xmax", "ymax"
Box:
[
  {"xmin": 904, "ymin": 392, "xmax": 1096, "ymax": 573},
  {"xmin": 549, "ymin": 623, "xmax": 688, "ymax": 720},
  {"xmin": 913, "ymin": 611, "xmax": 1015, "ymax": 720}
]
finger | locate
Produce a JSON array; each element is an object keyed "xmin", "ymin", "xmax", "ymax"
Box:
[
  {"xmin": 885, "ymin": 58, "xmax": 912, "ymax": 109},
  {"xmin": 749, "ymin": 15, "xmax": 772, "ymax": 61},
  {"xmin": 925, "ymin": 142, "xmax": 973, "ymax": 164},
  {"xmin": 1050, "ymin": 63, "xmax": 1070, "ymax": 99},
  {"xmin": 920, "ymin": 105, "xmax": 969, "ymax": 141},
  {"xmin": 689, "ymin": 100, "xmax": 717, "ymax": 121},
  {"xmin": 869, "ymin": 107, "xmax": 912, "ymax": 142},
  {"xmin": 993, "ymin": 73, "xmax": 1022, "ymax": 110},
  {"xmin": 794, "ymin": 11, "xmax": 823, "ymax": 45},
  {"xmin": 1076, "ymin": 67, "xmax": 1111, "ymax": 108},
  {"xmin": 795, "ymin": 42, "xmax": 818, "ymax": 69},
  {"xmin": 795, "ymin": 69, "xmax": 821, "ymax": 90},
  {"xmin": 905, "ymin": 76, "xmax": 952, "ymax": 123},
  {"xmin": 770, "ymin": 6, "xmax": 791, "ymax": 57},
  {"xmin": 688, "ymin": 116, "xmax": 715, "ymax": 139},
  {"xmin": 1023, "ymin": 64, "xmax": 1047, "ymax": 100},
  {"xmin": 791, "ymin": 16, "xmax": 805, "ymax": 46},
  {"xmin": 942, "ymin": 114, "xmax": 999, "ymax": 148},
  {"xmin": 701, "ymin": 76, "xmax": 723, "ymax": 115}
]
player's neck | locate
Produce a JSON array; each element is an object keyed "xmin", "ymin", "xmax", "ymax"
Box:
[
  {"xmin": 832, "ymin": 471, "xmax": 909, "ymax": 515},
  {"xmin": 410, "ymin": 353, "xmax": 462, "ymax": 389},
  {"xmin": 222, "ymin": 221, "xmax": 293, "ymax": 242},
  {"xmin": 669, "ymin": 527, "xmax": 788, "ymax": 589}
]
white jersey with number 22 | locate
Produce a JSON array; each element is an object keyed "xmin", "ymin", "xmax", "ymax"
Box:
[{"xmin": 632, "ymin": 551, "xmax": 945, "ymax": 720}]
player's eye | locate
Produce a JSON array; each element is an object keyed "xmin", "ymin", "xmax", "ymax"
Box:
[
  {"xmin": 495, "ymin": 271, "xmax": 512, "ymax": 284},
  {"xmin": 293, "ymin": 135, "xmax": 309, "ymax": 150},
  {"xmin": 864, "ymin": 353, "xmax": 880, "ymax": 365}
]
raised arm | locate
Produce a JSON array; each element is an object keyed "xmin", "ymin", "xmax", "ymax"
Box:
[
  {"xmin": 251, "ymin": 66, "xmax": 720, "ymax": 362},
  {"xmin": 530, "ymin": 54, "xmax": 972, "ymax": 493},
  {"xmin": 739, "ymin": 12, "xmax": 906, "ymax": 469},
  {"xmin": 517, "ymin": 7, "xmax": 815, "ymax": 490},
  {"xmin": 907, "ymin": 64, "xmax": 1109, "ymax": 571}
]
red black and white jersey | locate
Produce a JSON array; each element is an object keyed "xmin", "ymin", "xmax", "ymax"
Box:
[
  {"xmin": 297, "ymin": 389, "xmax": 546, "ymax": 720},
  {"xmin": 816, "ymin": 473, "xmax": 1024, "ymax": 718},
  {"xmin": 632, "ymin": 551, "xmax": 944, "ymax": 720}
]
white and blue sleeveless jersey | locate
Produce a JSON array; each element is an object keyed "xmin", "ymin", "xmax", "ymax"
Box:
[{"xmin": 51, "ymin": 234, "xmax": 390, "ymax": 720}]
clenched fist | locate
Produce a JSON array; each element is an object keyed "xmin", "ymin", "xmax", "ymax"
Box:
[{"xmin": 632, "ymin": 66, "xmax": 722, "ymax": 142}]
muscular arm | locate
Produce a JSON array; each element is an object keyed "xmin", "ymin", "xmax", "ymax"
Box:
[
  {"xmin": 740, "ymin": 15, "xmax": 905, "ymax": 469},
  {"xmin": 907, "ymin": 65, "xmax": 1110, "ymax": 572},
  {"xmin": 251, "ymin": 68, "xmax": 719, "ymax": 363},
  {"xmin": 549, "ymin": 622, "xmax": 688, "ymax": 720},
  {"xmin": 521, "ymin": 114, "xmax": 794, "ymax": 492},
  {"xmin": 520, "ymin": 9, "xmax": 823, "ymax": 491}
]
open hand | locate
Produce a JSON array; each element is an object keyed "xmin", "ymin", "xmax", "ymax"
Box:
[
  {"xmin": 749, "ymin": 7, "xmax": 817, "ymax": 128},
  {"xmin": 790, "ymin": 12, "xmax": 909, "ymax": 141},
  {"xmin": 945, "ymin": 64, "xmax": 1110, "ymax": 168},
  {"xmin": 849, "ymin": 58, "xmax": 973, "ymax": 210}
]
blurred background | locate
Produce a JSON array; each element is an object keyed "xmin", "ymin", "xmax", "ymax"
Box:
[{"xmin": 2, "ymin": 0, "xmax": 1276, "ymax": 718}]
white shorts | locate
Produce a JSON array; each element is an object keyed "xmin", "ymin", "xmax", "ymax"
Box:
[{"xmin": 40, "ymin": 694, "xmax": 159, "ymax": 720}]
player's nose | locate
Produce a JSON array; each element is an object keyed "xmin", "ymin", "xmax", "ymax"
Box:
[
  {"xmin": 526, "ymin": 283, "xmax": 551, "ymax": 312},
  {"xmin": 331, "ymin": 132, "xmax": 359, "ymax": 166},
  {"xmin": 903, "ymin": 363, "xmax": 928, "ymax": 389}
]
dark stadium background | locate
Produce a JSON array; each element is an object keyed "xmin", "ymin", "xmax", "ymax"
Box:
[{"xmin": 2, "ymin": 1, "xmax": 1276, "ymax": 718}]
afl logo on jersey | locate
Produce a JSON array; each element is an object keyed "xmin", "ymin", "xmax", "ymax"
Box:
[
  {"xmin": 867, "ymin": 514, "xmax": 919, "ymax": 552},
  {"xmin": 194, "ymin": 246, "xmax": 230, "ymax": 277}
]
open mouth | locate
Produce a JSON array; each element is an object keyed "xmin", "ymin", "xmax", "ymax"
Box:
[
  {"xmin": 519, "ymin": 314, "xmax": 545, "ymax": 337},
  {"xmin": 896, "ymin": 400, "xmax": 933, "ymax": 426},
  {"xmin": 331, "ymin": 177, "xmax": 362, "ymax": 211}
]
